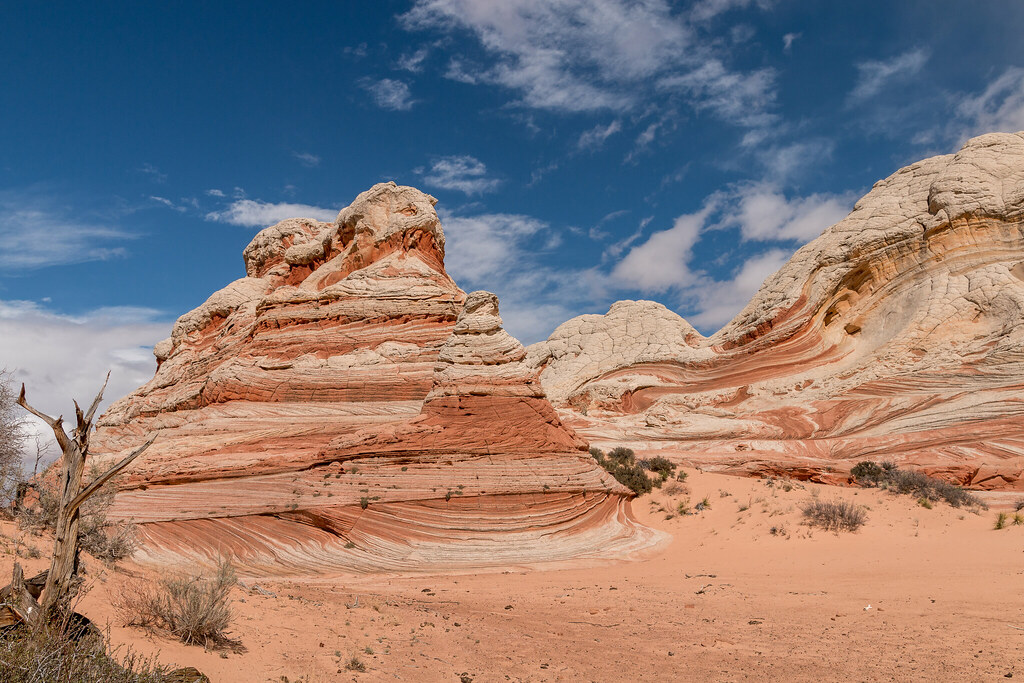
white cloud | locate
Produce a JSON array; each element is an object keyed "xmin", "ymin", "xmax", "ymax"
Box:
[
  {"xmin": 848, "ymin": 48, "xmax": 929, "ymax": 103},
  {"xmin": 149, "ymin": 196, "xmax": 187, "ymax": 212},
  {"xmin": 727, "ymin": 183, "xmax": 853, "ymax": 242},
  {"xmin": 397, "ymin": 48, "xmax": 430, "ymax": 72},
  {"xmin": 0, "ymin": 191, "xmax": 132, "ymax": 269},
  {"xmin": 577, "ymin": 120, "xmax": 622, "ymax": 151},
  {"xmin": 360, "ymin": 78, "xmax": 416, "ymax": 111},
  {"xmin": 402, "ymin": 0, "xmax": 776, "ymax": 126},
  {"xmin": 689, "ymin": 0, "xmax": 771, "ymax": 23},
  {"xmin": 955, "ymin": 67, "xmax": 1024, "ymax": 139},
  {"xmin": 441, "ymin": 212, "xmax": 549, "ymax": 282},
  {"xmin": 755, "ymin": 138, "xmax": 835, "ymax": 180},
  {"xmin": 205, "ymin": 199, "xmax": 337, "ymax": 227},
  {"xmin": 420, "ymin": 155, "xmax": 501, "ymax": 195},
  {"xmin": 782, "ymin": 32, "xmax": 801, "ymax": 52},
  {"xmin": 659, "ymin": 59, "xmax": 777, "ymax": 128},
  {"xmin": 611, "ymin": 202, "xmax": 717, "ymax": 291},
  {"xmin": 0, "ymin": 300, "xmax": 170, "ymax": 460},
  {"xmin": 205, "ymin": 189, "xmax": 225, "ymax": 197},
  {"xmin": 292, "ymin": 151, "xmax": 321, "ymax": 167}
]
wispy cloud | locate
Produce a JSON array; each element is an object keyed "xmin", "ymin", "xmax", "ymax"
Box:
[
  {"xmin": 205, "ymin": 189, "xmax": 225, "ymax": 197},
  {"xmin": 782, "ymin": 32, "xmax": 800, "ymax": 52},
  {"xmin": 848, "ymin": 48, "xmax": 929, "ymax": 104},
  {"xmin": 955, "ymin": 67, "xmax": 1024, "ymax": 139},
  {"xmin": 0, "ymin": 190, "xmax": 133, "ymax": 269},
  {"xmin": 419, "ymin": 155, "xmax": 501, "ymax": 195},
  {"xmin": 292, "ymin": 151, "xmax": 321, "ymax": 167},
  {"xmin": 360, "ymin": 78, "xmax": 416, "ymax": 111},
  {"xmin": 577, "ymin": 120, "xmax": 622, "ymax": 151},
  {"xmin": 205, "ymin": 199, "xmax": 337, "ymax": 227},
  {"xmin": 138, "ymin": 163, "xmax": 167, "ymax": 183},
  {"xmin": 659, "ymin": 59, "xmax": 777, "ymax": 128},
  {"xmin": 397, "ymin": 48, "xmax": 430, "ymax": 72},
  {"xmin": 402, "ymin": 0, "xmax": 777, "ymax": 128}
]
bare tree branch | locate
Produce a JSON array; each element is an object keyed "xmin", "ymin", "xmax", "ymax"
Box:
[
  {"xmin": 17, "ymin": 384, "xmax": 70, "ymax": 451},
  {"xmin": 83, "ymin": 371, "xmax": 110, "ymax": 425},
  {"xmin": 67, "ymin": 434, "xmax": 156, "ymax": 514}
]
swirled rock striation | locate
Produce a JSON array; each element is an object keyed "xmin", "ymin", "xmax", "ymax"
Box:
[
  {"xmin": 529, "ymin": 132, "xmax": 1024, "ymax": 490},
  {"xmin": 94, "ymin": 183, "xmax": 659, "ymax": 574}
]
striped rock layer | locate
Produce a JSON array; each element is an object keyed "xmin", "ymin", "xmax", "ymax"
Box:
[
  {"xmin": 529, "ymin": 132, "xmax": 1024, "ymax": 490},
  {"xmin": 95, "ymin": 184, "xmax": 659, "ymax": 575}
]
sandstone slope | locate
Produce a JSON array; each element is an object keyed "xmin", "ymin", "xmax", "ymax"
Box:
[
  {"xmin": 529, "ymin": 132, "xmax": 1024, "ymax": 489},
  {"xmin": 95, "ymin": 183, "xmax": 658, "ymax": 574}
]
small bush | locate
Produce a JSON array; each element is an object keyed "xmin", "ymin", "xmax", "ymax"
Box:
[
  {"xmin": 995, "ymin": 512, "xmax": 1008, "ymax": 530},
  {"xmin": 642, "ymin": 456, "xmax": 677, "ymax": 482},
  {"xmin": 590, "ymin": 447, "xmax": 652, "ymax": 496},
  {"xmin": 917, "ymin": 497, "xmax": 932, "ymax": 509},
  {"xmin": 676, "ymin": 500, "xmax": 690, "ymax": 515},
  {"xmin": 675, "ymin": 470, "xmax": 688, "ymax": 482},
  {"xmin": 849, "ymin": 461, "xmax": 984, "ymax": 509},
  {"xmin": 345, "ymin": 656, "xmax": 366, "ymax": 672},
  {"xmin": 1014, "ymin": 499, "xmax": 1024, "ymax": 512},
  {"xmin": 694, "ymin": 496, "xmax": 711, "ymax": 512},
  {"xmin": 1014, "ymin": 513, "xmax": 1024, "ymax": 526},
  {"xmin": 850, "ymin": 461, "xmax": 885, "ymax": 485},
  {"xmin": 801, "ymin": 500, "xmax": 866, "ymax": 532},
  {"xmin": 115, "ymin": 559, "xmax": 237, "ymax": 648}
]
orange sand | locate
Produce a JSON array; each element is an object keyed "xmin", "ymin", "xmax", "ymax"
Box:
[{"xmin": 3, "ymin": 470, "xmax": 1023, "ymax": 682}]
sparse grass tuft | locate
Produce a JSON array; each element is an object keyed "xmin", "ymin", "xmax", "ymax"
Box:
[
  {"xmin": 917, "ymin": 497, "xmax": 932, "ymax": 509},
  {"xmin": 801, "ymin": 499, "xmax": 866, "ymax": 532},
  {"xmin": 676, "ymin": 499, "xmax": 690, "ymax": 516},
  {"xmin": 345, "ymin": 656, "xmax": 366, "ymax": 672},
  {"xmin": 694, "ymin": 496, "xmax": 711, "ymax": 512},
  {"xmin": 995, "ymin": 512, "xmax": 1008, "ymax": 530}
]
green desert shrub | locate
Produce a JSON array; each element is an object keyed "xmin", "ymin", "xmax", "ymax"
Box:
[
  {"xmin": 641, "ymin": 456, "xmax": 677, "ymax": 483},
  {"xmin": 590, "ymin": 447, "xmax": 652, "ymax": 496},
  {"xmin": 849, "ymin": 461, "xmax": 984, "ymax": 509},
  {"xmin": 801, "ymin": 499, "xmax": 866, "ymax": 532}
]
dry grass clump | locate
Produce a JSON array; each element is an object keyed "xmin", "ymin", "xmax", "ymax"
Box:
[
  {"xmin": 801, "ymin": 499, "xmax": 866, "ymax": 532},
  {"xmin": 850, "ymin": 461, "xmax": 985, "ymax": 509},
  {"xmin": 0, "ymin": 621, "xmax": 169, "ymax": 683},
  {"xmin": 115, "ymin": 559, "xmax": 237, "ymax": 648}
]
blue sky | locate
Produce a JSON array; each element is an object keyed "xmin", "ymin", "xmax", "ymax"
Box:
[{"xmin": 3, "ymin": 0, "xmax": 1024, "ymax": 419}]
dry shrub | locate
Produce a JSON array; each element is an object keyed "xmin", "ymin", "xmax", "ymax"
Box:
[
  {"xmin": 801, "ymin": 499, "xmax": 866, "ymax": 532},
  {"xmin": 0, "ymin": 621, "xmax": 169, "ymax": 683},
  {"xmin": 18, "ymin": 466, "xmax": 137, "ymax": 563},
  {"xmin": 115, "ymin": 559, "xmax": 237, "ymax": 648}
]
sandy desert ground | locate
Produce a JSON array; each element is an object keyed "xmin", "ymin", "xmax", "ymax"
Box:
[{"xmin": 3, "ymin": 469, "xmax": 1023, "ymax": 682}]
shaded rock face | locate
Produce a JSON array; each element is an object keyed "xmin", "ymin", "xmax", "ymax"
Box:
[
  {"xmin": 530, "ymin": 132, "xmax": 1024, "ymax": 490},
  {"xmin": 95, "ymin": 183, "xmax": 659, "ymax": 574}
]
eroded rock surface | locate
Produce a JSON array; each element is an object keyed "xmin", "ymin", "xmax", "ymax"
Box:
[
  {"xmin": 530, "ymin": 132, "xmax": 1024, "ymax": 490},
  {"xmin": 95, "ymin": 183, "xmax": 659, "ymax": 574}
]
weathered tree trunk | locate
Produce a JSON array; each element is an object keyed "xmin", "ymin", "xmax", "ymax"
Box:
[{"xmin": 13, "ymin": 374, "xmax": 154, "ymax": 627}]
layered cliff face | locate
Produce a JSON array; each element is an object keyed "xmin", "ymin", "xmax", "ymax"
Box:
[
  {"xmin": 529, "ymin": 132, "xmax": 1024, "ymax": 490},
  {"xmin": 95, "ymin": 183, "xmax": 659, "ymax": 574}
]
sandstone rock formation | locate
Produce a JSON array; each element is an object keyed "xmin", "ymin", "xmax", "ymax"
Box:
[
  {"xmin": 529, "ymin": 132, "xmax": 1024, "ymax": 490},
  {"xmin": 94, "ymin": 183, "xmax": 660, "ymax": 574}
]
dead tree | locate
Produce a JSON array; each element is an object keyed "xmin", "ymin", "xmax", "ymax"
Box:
[{"xmin": 7, "ymin": 373, "xmax": 155, "ymax": 626}]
